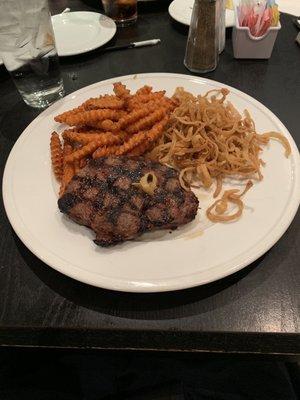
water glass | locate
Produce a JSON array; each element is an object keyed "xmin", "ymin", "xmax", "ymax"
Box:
[
  {"xmin": 0, "ymin": 0, "xmax": 64, "ymax": 108},
  {"xmin": 102, "ymin": 0, "xmax": 138, "ymax": 27}
]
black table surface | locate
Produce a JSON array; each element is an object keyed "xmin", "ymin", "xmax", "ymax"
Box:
[{"xmin": 0, "ymin": 0, "xmax": 299, "ymax": 355}]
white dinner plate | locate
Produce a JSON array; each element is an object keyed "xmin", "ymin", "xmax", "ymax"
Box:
[
  {"xmin": 51, "ymin": 12, "xmax": 116, "ymax": 57},
  {"xmin": 2, "ymin": 73, "xmax": 300, "ymax": 293},
  {"xmin": 276, "ymin": 0, "xmax": 300, "ymax": 16},
  {"xmin": 169, "ymin": 0, "xmax": 235, "ymax": 28},
  {"xmin": 169, "ymin": 0, "xmax": 300, "ymax": 28}
]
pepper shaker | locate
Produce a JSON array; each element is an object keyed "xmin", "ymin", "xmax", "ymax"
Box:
[{"xmin": 184, "ymin": 0, "xmax": 220, "ymax": 73}]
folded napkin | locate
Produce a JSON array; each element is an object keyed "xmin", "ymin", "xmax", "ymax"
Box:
[{"xmin": 0, "ymin": 0, "xmax": 55, "ymax": 70}]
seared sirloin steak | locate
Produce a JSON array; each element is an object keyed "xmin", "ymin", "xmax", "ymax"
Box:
[{"xmin": 58, "ymin": 156, "xmax": 199, "ymax": 246}]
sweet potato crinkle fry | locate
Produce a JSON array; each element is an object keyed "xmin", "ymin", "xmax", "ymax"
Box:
[
  {"xmin": 126, "ymin": 108, "xmax": 167, "ymax": 134},
  {"xmin": 59, "ymin": 144, "xmax": 75, "ymax": 197},
  {"xmin": 127, "ymin": 91, "xmax": 166, "ymax": 109},
  {"xmin": 82, "ymin": 96, "xmax": 125, "ymax": 110},
  {"xmin": 115, "ymin": 132, "xmax": 147, "ymax": 156},
  {"xmin": 127, "ymin": 118, "xmax": 169, "ymax": 156},
  {"xmin": 65, "ymin": 141, "xmax": 103, "ymax": 163},
  {"xmin": 63, "ymin": 129, "xmax": 126, "ymax": 145},
  {"xmin": 93, "ymin": 145, "xmax": 119, "ymax": 159},
  {"xmin": 50, "ymin": 132, "xmax": 63, "ymax": 181},
  {"xmin": 115, "ymin": 117, "xmax": 169, "ymax": 156},
  {"xmin": 59, "ymin": 109, "xmax": 123, "ymax": 126},
  {"xmin": 99, "ymin": 119, "xmax": 117, "ymax": 131},
  {"xmin": 79, "ymin": 158, "xmax": 87, "ymax": 168},
  {"xmin": 113, "ymin": 82, "xmax": 131, "ymax": 99},
  {"xmin": 54, "ymin": 105, "xmax": 86, "ymax": 123},
  {"xmin": 136, "ymin": 85, "xmax": 152, "ymax": 95},
  {"xmin": 117, "ymin": 107, "xmax": 154, "ymax": 130}
]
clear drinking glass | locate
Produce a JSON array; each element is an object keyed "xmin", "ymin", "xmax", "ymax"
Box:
[
  {"xmin": 0, "ymin": 0, "xmax": 64, "ymax": 108},
  {"xmin": 101, "ymin": 0, "xmax": 138, "ymax": 27}
]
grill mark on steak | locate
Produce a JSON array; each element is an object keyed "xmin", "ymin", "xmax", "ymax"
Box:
[{"xmin": 58, "ymin": 156, "xmax": 199, "ymax": 247}]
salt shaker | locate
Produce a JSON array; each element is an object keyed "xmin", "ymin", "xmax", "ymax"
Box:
[{"xmin": 184, "ymin": 0, "xmax": 220, "ymax": 73}]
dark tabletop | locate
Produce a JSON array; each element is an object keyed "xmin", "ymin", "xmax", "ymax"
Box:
[{"xmin": 0, "ymin": 0, "xmax": 299, "ymax": 356}]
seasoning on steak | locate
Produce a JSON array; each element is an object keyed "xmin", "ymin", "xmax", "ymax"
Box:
[{"xmin": 58, "ymin": 156, "xmax": 199, "ymax": 246}]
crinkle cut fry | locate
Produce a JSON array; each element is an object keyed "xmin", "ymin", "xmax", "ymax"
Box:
[
  {"xmin": 57, "ymin": 109, "xmax": 123, "ymax": 126},
  {"xmin": 62, "ymin": 129, "xmax": 127, "ymax": 145},
  {"xmin": 126, "ymin": 108, "xmax": 167, "ymax": 134},
  {"xmin": 62, "ymin": 128, "xmax": 96, "ymax": 141},
  {"xmin": 135, "ymin": 85, "xmax": 153, "ymax": 95},
  {"xmin": 92, "ymin": 130, "xmax": 160, "ymax": 158},
  {"xmin": 99, "ymin": 119, "xmax": 116, "ymax": 131},
  {"xmin": 88, "ymin": 118, "xmax": 122, "ymax": 132},
  {"xmin": 94, "ymin": 108, "xmax": 154, "ymax": 133},
  {"xmin": 127, "ymin": 91, "xmax": 166, "ymax": 109},
  {"xmin": 82, "ymin": 96, "xmax": 125, "ymax": 110},
  {"xmin": 50, "ymin": 131, "xmax": 63, "ymax": 181},
  {"xmin": 144, "ymin": 115, "xmax": 169, "ymax": 143},
  {"xmin": 129, "ymin": 98, "xmax": 177, "ymax": 113},
  {"xmin": 59, "ymin": 144, "xmax": 75, "ymax": 197},
  {"xmin": 79, "ymin": 157, "xmax": 87, "ymax": 168},
  {"xmin": 115, "ymin": 116, "xmax": 169, "ymax": 156},
  {"xmin": 84, "ymin": 110, "xmax": 127, "ymax": 131},
  {"xmin": 128, "ymin": 116, "xmax": 170, "ymax": 157},
  {"xmin": 54, "ymin": 105, "xmax": 85, "ymax": 123},
  {"xmin": 65, "ymin": 140, "xmax": 105, "ymax": 163},
  {"xmin": 93, "ymin": 145, "xmax": 120, "ymax": 159},
  {"xmin": 115, "ymin": 131, "xmax": 146, "ymax": 155},
  {"xmin": 113, "ymin": 82, "xmax": 131, "ymax": 99},
  {"xmin": 128, "ymin": 140, "xmax": 152, "ymax": 156},
  {"xmin": 74, "ymin": 159, "xmax": 81, "ymax": 174},
  {"xmin": 117, "ymin": 105, "xmax": 159, "ymax": 130},
  {"xmin": 93, "ymin": 131, "xmax": 150, "ymax": 159}
]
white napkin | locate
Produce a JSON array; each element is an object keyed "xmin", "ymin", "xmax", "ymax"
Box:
[
  {"xmin": 277, "ymin": 1, "xmax": 300, "ymax": 16},
  {"xmin": 0, "ymin": 0, "xmax": 55, "ymax": 70}
]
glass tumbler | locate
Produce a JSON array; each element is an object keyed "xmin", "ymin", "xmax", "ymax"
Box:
[
  {"xmin": 0, "ymin": 0, "xmax": 64, "ymax": 108},
  {"xmin": 101, "ymin": 0, "xmax": 138, "ymax": 27}
]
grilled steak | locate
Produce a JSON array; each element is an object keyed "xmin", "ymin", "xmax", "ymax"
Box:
[{"xmin": 58, "ymin": 156, "xmax": 199, "ymax": 246}]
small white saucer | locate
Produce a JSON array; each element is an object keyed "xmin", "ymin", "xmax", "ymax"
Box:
[{"xmin": 51, "ymin": 11, "xmax": 117, "ymax": 57}]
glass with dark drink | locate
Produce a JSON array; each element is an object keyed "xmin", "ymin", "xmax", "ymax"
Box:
[{"xmin": 102, "ymin": 0, "xmax": 137, "ymax": 26}]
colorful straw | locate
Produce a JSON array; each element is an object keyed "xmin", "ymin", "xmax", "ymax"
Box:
[{"xmin": 237, "ymin": 0, "xmax": 280, "ymax": 37}]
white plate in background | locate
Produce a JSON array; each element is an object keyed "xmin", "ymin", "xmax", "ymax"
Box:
[
  {"xmin": 2, "ymin": 73, "xmax": 300, "ymax": 292},
  {"xmin": 169, "ymin": 0, "xmax": 300, "ymax": 28},
  {"xmin": 277, "ymin": 0, "xmax": 300, "ymax": 16},
  {"xmin": 51, "ymin": 11, "xmax": 116, "ymax": 57},
  {"xmin": 169, "ymin": 0, "xmax": 235, "ymax": 28}
]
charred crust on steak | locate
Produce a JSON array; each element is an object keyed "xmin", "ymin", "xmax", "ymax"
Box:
[{"xmin": 58, "ymin": 156, "xmax": 199, "ymax": 246}]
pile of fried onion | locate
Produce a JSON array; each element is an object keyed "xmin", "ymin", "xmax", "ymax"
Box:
[{"xmin": 148, "ymin": 87, "xmax": 291, "ymax": 222}]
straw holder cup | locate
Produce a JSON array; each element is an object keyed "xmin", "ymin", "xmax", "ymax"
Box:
[{"xmin": 232, "ymin": 7, "xmax": 281, "ymax": 59}]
